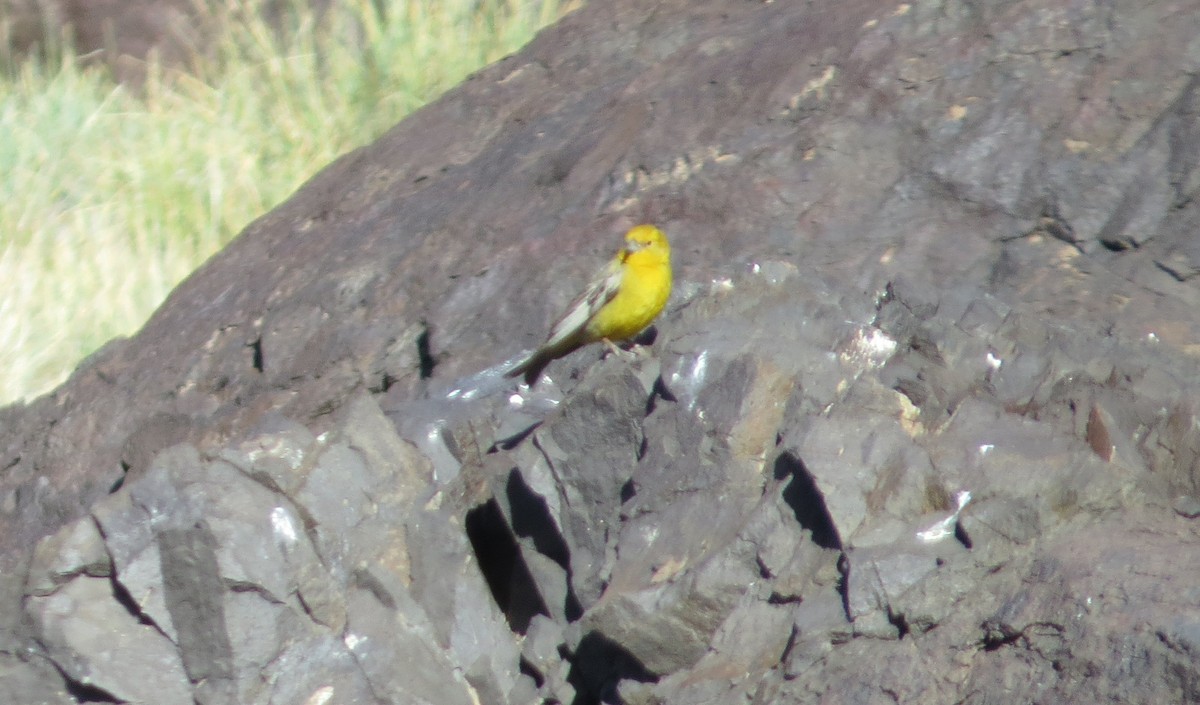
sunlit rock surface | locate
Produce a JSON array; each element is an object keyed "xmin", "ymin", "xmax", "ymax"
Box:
[{"xmin": 4, "ymin": 0, "xmax": 1200, "ymax": 702}]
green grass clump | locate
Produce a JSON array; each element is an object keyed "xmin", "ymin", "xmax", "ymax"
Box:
[{"xmin": 0, "ymin": 0, "xmax": 562, "ymax": 406}]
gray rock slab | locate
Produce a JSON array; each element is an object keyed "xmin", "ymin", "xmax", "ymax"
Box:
[
  {"xmin": 532, "ymin": 366, "xmax": 648, "ymax": 606},
  {"xmin": 27, "ymin": 575, "xmax": 192, "ymax": 705},
  {"xmin": 0, "ymin": 652, "xmax": 74, "ymax": 705},
  {"xmin": 260, "ymin": 633, "xmax": 382, "ymax": 705},
  {"xmin": 293, "ymin": 394, "xmax": 432, "ymax": 586},
  {"xmin": 220, "ymin": 588, "xmax": 331, "ymax": 704},
  {"xmin": 406, "ymin": 502, "xmax": 522, "ymax": 699},
  {"xmin": 344, "ymin": 586, "xmax": 476, "ymax": 705},
  {"xmin": 25, "ymin": 514, "xmax": 110, "ymax": 597}
]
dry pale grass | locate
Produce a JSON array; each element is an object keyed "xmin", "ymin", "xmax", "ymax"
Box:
[{"xmin": 0, "ymin": 0, "xmax": 562, "ymax": 406}]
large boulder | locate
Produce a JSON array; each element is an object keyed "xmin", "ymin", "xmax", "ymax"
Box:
[{"xmin": 3, "ymin": 0, "xmax": 1200, "ymax": 702}]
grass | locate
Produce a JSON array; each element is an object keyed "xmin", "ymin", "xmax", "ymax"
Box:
[{"xmin": 0, "ymin": 0, "xmax": 563, "ymax": 407}]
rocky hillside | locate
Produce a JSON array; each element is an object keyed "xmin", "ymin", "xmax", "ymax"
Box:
[{"xmin": 4, "ymin": 0, "xmax": 1200, "ymax": 703}]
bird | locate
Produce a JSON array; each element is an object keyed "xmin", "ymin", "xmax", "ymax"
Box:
[{"xmin": 505, "ymin": 224, "xmax": 672, "ymax": 386}]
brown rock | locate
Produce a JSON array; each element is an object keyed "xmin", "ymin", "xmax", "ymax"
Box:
[{"xmin": 5, "ymin": 0, "xmax": 1200, "ymax": 702}]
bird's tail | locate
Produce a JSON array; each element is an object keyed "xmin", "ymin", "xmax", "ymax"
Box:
[{"xmin": 503, "ymin": 350, "xmax": 551, "ymax": 387}]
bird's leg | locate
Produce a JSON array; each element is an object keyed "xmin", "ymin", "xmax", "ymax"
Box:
[{"xmin": 600, "ymin": 338, "xmax": 647, "ymax": 362}]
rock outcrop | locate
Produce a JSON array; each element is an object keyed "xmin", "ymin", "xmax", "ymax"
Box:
[{"xmin": 4, "ymin": 0, "xmax": 1200, "ymax": 702}]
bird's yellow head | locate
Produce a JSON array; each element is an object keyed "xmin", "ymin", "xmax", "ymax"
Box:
[{"xmin": 621, "ymin": 224, "xmax": 670, "ymax": 264}]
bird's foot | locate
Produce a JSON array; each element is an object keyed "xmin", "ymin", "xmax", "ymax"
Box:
[{"xmin": 600, "ymin": 338, "xmax": 648, "ymax": 362}]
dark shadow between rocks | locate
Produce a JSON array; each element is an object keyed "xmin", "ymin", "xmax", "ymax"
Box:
[
  {"xmin": 774, "ymin": 452, "xmax": 842, "ymax": 550},
  {"xmin": 417, "ymin": 323, "xmax": 436, "ymax": 379},
  {"xmin": 109, "ymin": 465, "xmax": 129, "ymax": 494},
  {"xmin": 465, "ymin": 498, "xmax": 550, "ymax": 634},
  {"xmin": 888, "ymin": 608, "xmax": 911, "ymax": 640},
  {"xmin": 519, "ymin": 655, "xmax": 546, "ymax": 688},
  {"xmin": 505, "ymin": 468, "xmax": 584, "ymax": 621},
  {"xmin": 567, "ymin": 631, "xmax": 658, "ymax": 705},
  {"xmin": 837, "ymin": 553, "xmax": 852, "ymax": 623},
  {"xmin": 249, "ymin": 336, "xmax": 264, "ymax": 374},
  {"xmin": 650, "ymin": 373, "xmax": 677, "ymax": 402},
  {"xmin": 489, "ymin": 422, "xmax": 542, "ymax": 453},
  {"xmin": 619, "ymin": 478, "xmax": 636, "ymax": 503},
  {"xmin": 109, "ymin": 573, "xmax": 159, "ymax": 630},
  {"xmin": 62, "ymin": 676, "xmax": 121, "ymax": 704},
  {"xmin": 647, "ymin": 371, "xmax": 678, "ymax": 418},
  {"xmin": 955, "ymin": 520, "xmax": 973, "ymax": 550},
  {"xmin": 631, "ymin": 325, "xmax": 658, "ymax": 348}
]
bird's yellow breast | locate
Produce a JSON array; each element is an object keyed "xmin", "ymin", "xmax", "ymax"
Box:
[{"xmin": 584, "ymin": 244, "xmax": 672, "ymax": 342}]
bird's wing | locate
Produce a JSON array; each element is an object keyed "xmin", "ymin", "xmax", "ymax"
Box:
[
  {"xmin": 540, "ymin": 257, "xmax": 624, "ymax": 350},
  {"xmin": 504, "ymin": 254, "xmax": 626, "ymax": 383}
]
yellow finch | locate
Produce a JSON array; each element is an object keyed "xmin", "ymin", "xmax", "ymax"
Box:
[{"xmin": 506, "ymin": 224, "xmax": 672, "ymax": 386}]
